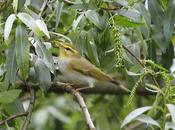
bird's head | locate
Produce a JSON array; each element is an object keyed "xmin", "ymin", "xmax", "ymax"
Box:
[{"xmin": 55, "ymin": 42, "xmax": 80, "ymax": 58}]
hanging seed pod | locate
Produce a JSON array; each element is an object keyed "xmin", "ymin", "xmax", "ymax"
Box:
[{"xmin": 109, "ymin": 20, "xmax": 124, "ymax": 68}]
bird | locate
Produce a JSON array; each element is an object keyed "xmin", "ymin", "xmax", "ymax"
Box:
[{"xmin": 55, "ymin": 41, "xmax": 130, "ymax": 92}]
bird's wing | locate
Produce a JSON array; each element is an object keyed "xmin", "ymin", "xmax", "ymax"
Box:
[
  {"xmin": 70, "ymin": 57, "xmax": 130, "ymax": 92},
  {"xmin": 70, "ymin": 57, "xmax": 112, "ymax": 81}
]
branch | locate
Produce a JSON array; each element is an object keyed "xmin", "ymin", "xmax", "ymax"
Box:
[
  {"xmin": 0, "ymin": 112, "xmax": 28, "ymax": 126},
  {"xmin": 55, "ymin": 82, "xmax": 96, "ymax": 130},
  {"xmin": 22, "ymin": 83, "xmax": 36, "ymax": 130},
  {"xmin": 38, "ymin": 0, "xmax": 48, "ymax": 18},
  {"xmin": 122, "ymin": 45, "xmax": 144, "ymax": 67},
  {"xmin": 18, "ymin": 80, "xmax": 154, "ymax": 95}
]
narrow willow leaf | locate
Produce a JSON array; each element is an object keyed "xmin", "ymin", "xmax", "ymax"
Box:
[
  {"xmin": 125, "ymin": 69, "xmax": 143, "ymax": 76},
  {"xmin": 13, "ymin": 0, "xmax": 18, "ymax": 12},
  {"xmin": 113, "ymin": 15, "xmax": 143, "ymax": 27},
  {"xmin": 118, "ymin": 9, "xmax": 141, "ymax": 23},
  {"xmin": 121, "ymin": 106, "xmax": 152, "ymax": 128},
  {"xmin": 34, "ymin": 40, "xmax": 55, "ymax": 74},
  {"xmin": 49, "ymin": 31, "xmax": 72, "ymax": 43},
  {"xmin": 148, "ymin": 0, "xmax": 163, "ymax": 26},
  {"xmin": 35, "ymin": 19, "xmax": 50, "ymax": 38},
  {"xmin": 15, "ymin": 25, "xmax": 30, "ymax": 80},
  {"xmin": 136, "ymin": 114, "xmax": 161, "ymax": 128},
  {"xmin": 4, "ymin": 99, "xmax": 24, "ymax": 129},
  {"xmin": 4, "ymin": 40, "xmax": 18, "ymax": 88},
  {"xmin": 0, "ymin": 89, "xmax": 21, "ymax": 104},
  {"xmin": 163, "ymin": 1, "xmax": 175, "ymax": 42},
  {"xmin": 86, "ymin": 41, "xmax": 100, "ymax": 66},
  {"xmin": 55, "ymin": 2, "xmax": 64, "ymax": 29},
  {"xmin": 167, "ymin": 104, "xmax": 175, "ymax": 126},
  {"xmin": 72, "ymin": 13, "xmax": 84, "ymax": 30},
  {"xmin": 85, "ymin": 10, "xmax": 102, "ymax": 29},
  {"xmin": 165, "ymin": 122, "xmax": 175, "ymax": 130},
  {"xmin": 4, "ymin": 14, "xmax": 16, "ymax": 41},
  {"xmin": 34, "ymin": 58, "xmax": 51, "ymax": 91},
  {"xmin": 17, "ymin": 12, "xmax": 43, "ymax": 37},
  {"xmin": 145, "ymin": 83, "xmax": 163, "ymax": 94}
]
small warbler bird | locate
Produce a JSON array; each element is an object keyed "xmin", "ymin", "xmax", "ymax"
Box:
[{"xmin": 56, "ymin": 42, "xmax": 130, "ymax": 92}]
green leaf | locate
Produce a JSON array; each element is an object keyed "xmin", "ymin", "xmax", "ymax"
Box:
[
  {"xmin": 165, "ymin": 122, "xmax": 175, "ymax": 130},
  {"xmin": 167, "ymin": 104, "xmax": 175, "ymax": 126},
  {"xmin": 4, "ymin": 99, "xmax": 24, "ymax": 129},
  {"xmin": 135, "ymin": 114, "xmax": 161, "ymax": 128},
  {"xmin": 125, "ymin": 69, "xmax": 143, "ymax": 76},
  {"xmin": 4, "ymin": 99, "xmax": 24, "ymax": 115},
  {"xmin": 15, "ymin": 25, "xmax": 30, "ymax": 80},
  {"xmin": 86, "ymin": 41, "xmax": 100, "ymax": 66},
  {"xmin": 34, "ymin": 58, "xmax": 51, "ymax": 91},
  {"xmin": 4, "ymin": 14, "xmax": 16, "ymax": 42},
  {"xmin": 113, "ymin": 15, "xmax": 143, "ymax": 27},
  {"xmin": 13, "ymin": 0, "xmax": 18, "ymax": 13},
  {"xmin": 136, "ymin": 3, "xmax": 151, "ymax": 26},
  {"xmin": 4, "ymin": 40, "xmax": 18, "ymax": 88},
  {"xmin": 118, "ymin": 9, "xmax": 141, "ymax": 23},
  {"xmin": 85, "ymin": 10, "xmax": 102, "ymax": 29},
  {"xmin": 17, "ymin": 12, "xmax": 43, "ymax": 37},
  {"xmin": 152, "ymin": 32, "xmax": 167, "ymax": 53},
  {"xmin": 121, "ymin": 106, "xmax": 152, "ymax": 128},
  {"xmin": 55, "ymin": 2, "xmax": 64, "ymax": 30},
  {"xmin": 148, "ymin": 0, "xmax": 163, "ymax": 26},
  {"xmin": 163, "ymin": 1, "xmax": 175, "ymax": 42},
  {"xmin": 35, "ymin": 19, "xmax": 50, "ymax": 38},
  {"xmin": 0, "ymin": 89, "xmax": 21, "ymax": 104},
  {"xmin": 34, "ymin": 40, "xmax": 55, "ymax": 74},
  {"xmin": 72, "ymin": 13, "xmax": 84, "ymax": 30},
  {"xmin": 162, "ymin": 43, "xmax": 174, "ymax": 69},
  {"xmin": 145, "ymin": 83, "xmax": 163, "ymax": 94}
]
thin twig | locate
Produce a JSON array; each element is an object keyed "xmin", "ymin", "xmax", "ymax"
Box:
[
  {"xmin": 56, "ymin": 82, "xmax": 96, "ymax": 130},
  {"xmin": 122, "ymin": 45, "xmax": 144, "ymax": 67},
  {"xmin": 22, "ymin": 84, "xmax": 36, "ymax": 130},
  {"xmin": 38, "ymin": 0, "xmax": 48, "ymax": 18},
  {"xmin": 0, "ymin": 112, "xmax": 28, "ymax": 126}
]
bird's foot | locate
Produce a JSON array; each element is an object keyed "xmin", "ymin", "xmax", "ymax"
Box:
[{"xmin": 75, "ymin": 86, "xmax": 92, "ymax": 92}]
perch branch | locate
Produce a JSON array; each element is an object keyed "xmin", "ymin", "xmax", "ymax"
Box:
[
  {"xmin": 55, "ymin": 82, "xmax": 96, "ymax": 130},
  {"xmin": 0, "ymin": 112, "xmax": 28, "ymax": 126},
  {"xmin": 22, "ymin": 83, "xmax": 36, "ymax": 130}
]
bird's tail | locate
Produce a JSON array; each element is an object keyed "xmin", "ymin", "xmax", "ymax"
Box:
[{"xmin": 111, "ymin": 79, "xmax": 130, "ymax": 93}]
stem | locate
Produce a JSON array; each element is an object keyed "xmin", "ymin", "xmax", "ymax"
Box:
[
  {"xmin": 38, "ymin": 0, "xmax": 48, "ymax": 18},
  {"xmin": 22, "ymin": 84, "xmax": 36, "ymax": 130},
  {"xmin": 0, "ymin": 112, "xmax": 28, "ymax": 126},
  {"xmin": 56, "ymin": 82, "xmax": 96, "ymax": 130}
]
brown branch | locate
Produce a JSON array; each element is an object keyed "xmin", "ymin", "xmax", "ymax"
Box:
[
  {"xmin": 55, "ymin": 82, "xmax": 96, "ymax": 130},
  {"xmin": 18, "ymin": 80, "xmax": 154, "ymax": 95},
  {"xmin": 0, "ymin": 112, "xmax": 28, "ymax": 126},
  {"xmin": 22, "ymin": 83, "xmax": 36, "ymax": 130}
]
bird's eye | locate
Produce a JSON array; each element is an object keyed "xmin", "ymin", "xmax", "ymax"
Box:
[{"xmin": 65, "ymin": 47, "xmax": 70, "ymax": 50}]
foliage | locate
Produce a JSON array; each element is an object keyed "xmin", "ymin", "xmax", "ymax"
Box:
[{"xmin": 0, "ymin": 0, "xmax": 175, "ymax": 130}]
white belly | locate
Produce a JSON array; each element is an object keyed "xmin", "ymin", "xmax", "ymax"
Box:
[{"xmin": 57, "ymin": 58, "xmax": 96, "ymax": 87}]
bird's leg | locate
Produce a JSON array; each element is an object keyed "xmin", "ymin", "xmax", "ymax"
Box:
[
  {"xmin": 75, "ymin": 81, "xmax": 94, "ymax": 92},
  {"xmin": 75, "ymin": 86, "xmax": 92, "ymax": 92}
]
